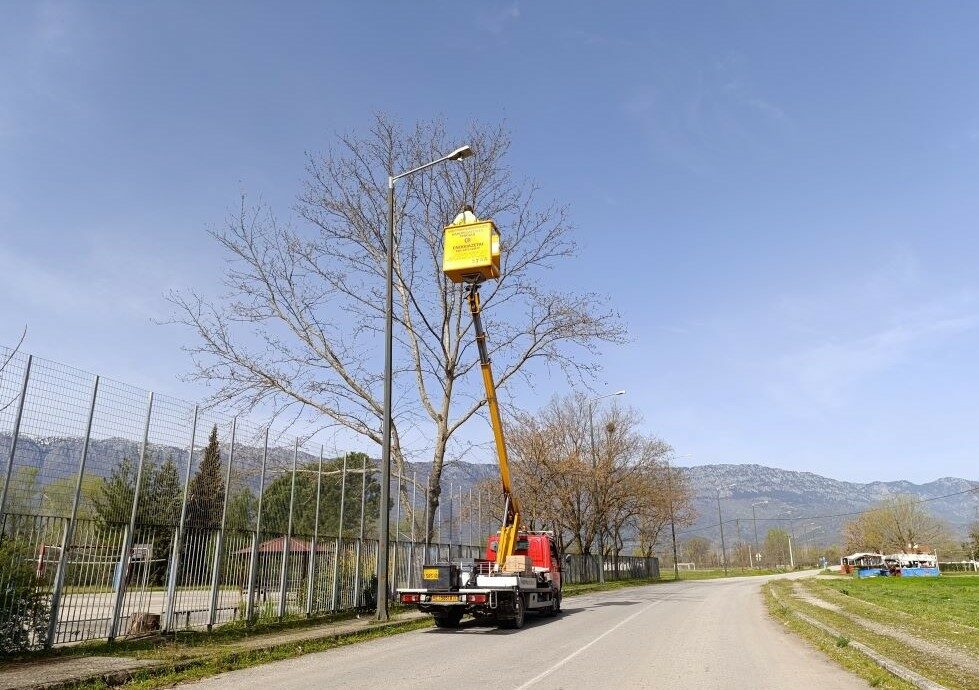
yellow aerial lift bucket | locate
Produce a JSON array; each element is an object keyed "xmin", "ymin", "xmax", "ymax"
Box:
[{"xmin": 442, "ymin": 213, "xmax": 500, "ymax": 284}]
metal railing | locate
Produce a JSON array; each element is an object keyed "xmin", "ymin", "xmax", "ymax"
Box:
[{"xmin": 0, "ymin": 347, "xmax": 658, "ymax": 649}]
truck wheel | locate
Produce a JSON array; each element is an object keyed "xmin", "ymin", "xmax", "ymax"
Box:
[
  {"xmin": 501, "ymin": 593, "xmax": 526, "ymax": 629},
  {"xmin": 432, "ymin": 609, "xmax": 464, "ymax": 628}
]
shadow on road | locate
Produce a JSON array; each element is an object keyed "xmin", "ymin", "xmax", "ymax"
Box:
[{"xmin": 423, "ymin": 607, "xmax": 580, "ymax": 635}]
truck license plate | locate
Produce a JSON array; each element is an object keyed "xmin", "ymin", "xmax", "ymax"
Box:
[
  {"xmin": 422, "ymin": 568, "xmax": 440, "ymax": 580},
  {"xmin": 431, "ymin": 594, "xmax": 459, "ymax": 603}
]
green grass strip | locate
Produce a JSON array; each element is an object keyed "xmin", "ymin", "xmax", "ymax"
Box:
[{"xmin": 765, "ymin": 582, "xmax": 917, "ymax": 690}]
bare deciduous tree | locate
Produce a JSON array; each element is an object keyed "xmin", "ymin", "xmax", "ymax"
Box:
[
  {"xmin": 503, "ymin": 393, "xmax": 687, "ymax": 564},
  {"xmin": 0, "ymin": 326, "xmax": 27, "ymax": 415},
  {"xmin": 169, "ymin": 116, "xmax": 625, "ymax": 539},
  {"xmin": 842, "ymin": 495, "xmax": 951, "ymax": 554}
]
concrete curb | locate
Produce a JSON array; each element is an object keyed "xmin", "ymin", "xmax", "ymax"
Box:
[{"xmin": 769, "ymin": 586, "xmax": 947, "ymax": 690}]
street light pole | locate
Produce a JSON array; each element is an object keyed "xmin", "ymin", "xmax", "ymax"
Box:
[
  {"xmin": 588, "ymin": 389, "xmax": 624, "ymax": 585},
  {"xmin": 377, "ymin": 144, "xmax": 473, "ymax": 622}
]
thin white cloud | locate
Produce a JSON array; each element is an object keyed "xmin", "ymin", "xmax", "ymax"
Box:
[
  {"xmin": 479, "ymin": 2, "xmax": 520, "ymax": 35},
  {"xmin": 0, "ymin": 237, "xmax": 179, "ymax": 322},
  {"xmin": 765, "ymin": 249, "xmax": 978, "ymax": 410},
  {"xmin": 775, "ymin": 314, "xmax": 977, "ymax": 408}
]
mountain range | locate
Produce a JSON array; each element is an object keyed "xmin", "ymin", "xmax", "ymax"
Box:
[{"xmin": 5, "ymin": 434, "xmax": 976, "ymax": 545}]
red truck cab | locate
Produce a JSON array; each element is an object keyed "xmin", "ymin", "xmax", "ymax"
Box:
[{"xmin": 486, "ymin": 531, "xmax": 562, "ymax": 590}]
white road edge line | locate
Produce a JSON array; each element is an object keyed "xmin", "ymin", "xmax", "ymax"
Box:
[{"xmin": 513, "ymin": 599, "xmax": 664, "ymax": 690}]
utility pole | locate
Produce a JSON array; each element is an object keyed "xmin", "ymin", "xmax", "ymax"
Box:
[
  {"xmin": 788, "ymin": 518, "xmax": 795, "ymax": 569},
  {"xmin": 751, "ymin": 501, "xmax": 766, "ymax": 570},
  {"xmin": 666, "ymin": 461, "xmax": 680, "ymax": 581},
  {"xmin": 716, "ymin": 492, "xmax": 728, "ymax": 576}
]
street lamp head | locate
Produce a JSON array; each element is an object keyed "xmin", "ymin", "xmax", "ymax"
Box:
[
  {"xmin": 613, "ymin": 389, "xmax": 626, "ymax": 396},
  {"xmin": 447, "ymin": 145, "xmax": 474, "ymax": 161}
]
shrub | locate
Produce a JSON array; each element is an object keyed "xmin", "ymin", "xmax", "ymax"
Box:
[{"xmin": 0, "ymin": 537, "xmax": 49, "ymax": 655}]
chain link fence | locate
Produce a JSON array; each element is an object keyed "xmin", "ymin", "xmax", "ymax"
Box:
[{"xmin": 0, "ymin": 347, "xmax": 657, "ymax": 649}]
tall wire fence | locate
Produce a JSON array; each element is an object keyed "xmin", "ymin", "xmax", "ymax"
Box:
[{"xmin": 0, "ymin": 347, "xmax": 658, "ymax": 649}]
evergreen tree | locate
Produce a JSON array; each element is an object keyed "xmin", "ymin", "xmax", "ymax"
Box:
[
  {"xmin": 93, "ymin": 456, "xmax": 157, "ymax": 526},
  {"xmin": 146, "ymin": 455, "xmax": 183, "ymax": 584},
  {"xmin": 92, "ymin": 456, "xmax": 159, "ymax": 525},
  {"xmin": 93, "ymin": 456, "xmax": 137, "ymax": 526},
  {"xmin": 226, "ymin": 488, "xmax": 257, "ymax": 531},
  {"xmin": 185, "ymin": 426, "xmax": 225, "ymax": 529},
  {"xmin": 150, "ymin": 455, "xmax": 183, "ymax": 527}
]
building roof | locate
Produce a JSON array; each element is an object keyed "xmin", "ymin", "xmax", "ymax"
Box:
[{"xmin": 233, "ymin": 536, "xmax": 334, "ymax": 555}]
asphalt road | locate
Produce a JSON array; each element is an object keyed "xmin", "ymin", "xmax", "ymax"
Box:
[{"xmin": 182, "ymin": 572, "xmax": 866, "ymax": 689}]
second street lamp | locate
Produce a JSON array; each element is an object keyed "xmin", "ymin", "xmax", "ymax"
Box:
[
  {"xmin": 377, "ymin": 144, "xmax": 473, "ymax": 622},
  {"xmin": 588, "ymin": 389, "xmax": 625, "ymax": 584}
]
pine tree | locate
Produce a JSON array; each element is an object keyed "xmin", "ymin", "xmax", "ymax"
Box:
[
  {"xmin": 144, "ymin": 455, "xmax": 183, "ymax": 584},
  {"xmin": 225, "ymin": 489, "xmax": 257, "ymax": 531},
  {"xmin": 185, "ymin": 426, "xmax": 225, "ymax": 529},
  {"xmin": 93, "ymin": 456, "xmax": 137, "ymax": 526},
  {"xmin": 93, "ymin": 456, "xmax": 156, "ymax": 526},
  {"xmin": 151, "ymin": 455, "xmax": 183, "ymax": 527}
]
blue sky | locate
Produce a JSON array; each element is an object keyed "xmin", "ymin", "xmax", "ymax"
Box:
[{"xmin": 3, "ymin": 2, "xmax": 979, "ymax": 483}]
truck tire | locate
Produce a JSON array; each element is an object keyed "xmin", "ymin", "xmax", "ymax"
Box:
[
  {"xmin": 501, "ymin": 593, "xmax": 526, "ymax": 629},
  {"xmin": 432, "ymin": 608, "xmax": 464, "ymax": 628}
]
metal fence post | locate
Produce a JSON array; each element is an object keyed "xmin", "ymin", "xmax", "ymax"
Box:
[
  {"xmin": 206, "ymin": 417, "xmax": 236, "ymax": 631},
  {"xmin": 245, "ymin": 427, "xmax": 268, "ymax": 624},
  {"xmin": 353, "ymin": 454, "xmax": 366, "ymax": 608},
  {"xmin": 277, "ymin": 439, "xmax": 299, "ymax": 619},
  {"xmin": 409, "ymin": 471, "xmax": 416, "ymax": 587},
  {"xmin": 0, "ymin": 354, "xmax": 32, "ymax": 518},
  {"xmin": 163, "ymin": 405, "xmax": 198, "ymax": 632},
  {"xmin": 330, "ymin": 453, "xmax": 347, "ymax": 610},
  {"xmin": 423, "ymin": 485, "xmax": 430, "ymax": 564},
  {"xmin": 45, "ymin": 374, "xmax": 98, "ymax": 647},
  {"xmin": 305, "ymin": 445, "xmax": 323, "ymax": 617},
  {"xmin": 393, "ymin": 472, "xmax": 401, "ymax": 589},
  {"xmin": 109, "ymin": 391, "xmax": 154, "ymax": 642}
]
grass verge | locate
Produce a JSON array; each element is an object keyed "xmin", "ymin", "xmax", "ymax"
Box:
[
  {"xmin": 75, "ymin": 617, "xmax": 435, "ymax": 690},
  {"xmin": 769, "ymin": 577, "xmax": 979, "ymax": 689},
  {"xmin": 2, "ymin": 607, "xmax": 398, "ymax": 666},
  {"xmin": 799, "ymin": 577, "xmax": 979, "ymax": 660},
  {"xmin": 810, "ymin": 573, "xmax": 979, "ymax": 629},
  {"xmin": 765, "ymin": 582, "xmax": 916, "ymax": 690}
]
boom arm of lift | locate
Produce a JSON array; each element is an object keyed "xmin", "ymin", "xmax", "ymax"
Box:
[{"xmin": 465, "ymin": 282, "xmax": 520, "ymax": 568}]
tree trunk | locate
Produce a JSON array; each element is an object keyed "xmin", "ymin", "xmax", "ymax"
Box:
[{"xmin": 424, "ymin": 433, "xmax": 449, "ymax": 543}]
